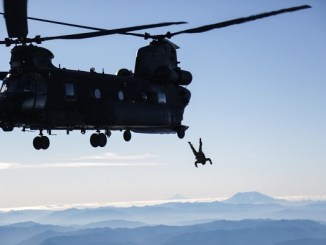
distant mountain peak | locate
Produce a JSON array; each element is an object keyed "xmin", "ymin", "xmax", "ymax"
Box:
[
  {"xmin": 168, "ymin": 194, "xmax": 188, "ymax": 200},
  {"xmin": 224, "ymin": 191, "xmax": 279, "ymax": 204}
]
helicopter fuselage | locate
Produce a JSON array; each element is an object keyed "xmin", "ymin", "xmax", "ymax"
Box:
[{"xmin": 0, "ymin": 45, "xmax": 191, "ymax": 148}]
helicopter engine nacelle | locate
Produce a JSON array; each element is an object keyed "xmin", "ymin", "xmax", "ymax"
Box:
[
  {"xmin": 154, "ymin": 65, "xmax": 192, "ymax": 85},
  {"xmin": 177, "ymin": 69, "xmax": 192, "ymax": 86}
]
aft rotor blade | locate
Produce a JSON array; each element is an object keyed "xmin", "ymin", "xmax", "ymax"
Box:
[
  {"xmin": 120, "ymin": 32, "xmax": 148, "ymax": 38},
  {"xmin": 38, "ymin": 21, "xmax": 187, "ymax": 41},
  {"xmin": 3, "ymin": 0, "xmax": 28, "ymax": 38},
  {"xmin": 170, "ymin": 5, "xmax": 311, "ymax": 37}
]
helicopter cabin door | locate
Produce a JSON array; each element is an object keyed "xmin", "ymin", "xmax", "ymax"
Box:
[
  {"xmin": 21, "ymin": 74, "xmax": 47, "ymax": 112},
  {"xmin": 61, "ymin": 80, "xmax": 85, "ymax": 124}
]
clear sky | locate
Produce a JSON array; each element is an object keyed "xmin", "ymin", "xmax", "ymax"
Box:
[{"xmin": 0, "ymin": 0, "xmax": 325, "ymax": 209}]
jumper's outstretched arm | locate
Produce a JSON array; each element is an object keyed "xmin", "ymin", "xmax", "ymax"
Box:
[{"xmin": 188, "ymin": 142, "xmax": 197, "ymax": 155}]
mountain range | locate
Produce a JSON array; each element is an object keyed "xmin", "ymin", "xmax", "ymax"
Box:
[
  {"xmin": 1, "ymin": 192, "xmax": 326, "ymax": 245},
  {"xmin": 1, "ymin": 191, "xmax": 326, "ymax": 226},
  {"xmin": 1, "ymin": 219, "xmax": 326, "ymax": 245}
]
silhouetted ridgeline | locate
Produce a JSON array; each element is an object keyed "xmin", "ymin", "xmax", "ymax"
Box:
[{"xmin": 0, "ymin": 220, "xmax": 326, "ymax": 245}]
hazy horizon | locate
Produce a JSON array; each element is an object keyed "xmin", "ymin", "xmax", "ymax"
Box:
[{"xmin": 1, "ymin": 191, "xmax": 326, "ymax": 212}]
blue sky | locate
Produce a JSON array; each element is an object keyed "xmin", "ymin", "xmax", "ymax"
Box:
[{"xmin": 0, "ymin": 0, "xmax": 325, "ymax": 209}]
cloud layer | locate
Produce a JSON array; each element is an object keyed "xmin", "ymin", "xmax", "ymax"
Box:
[{"xmin": 0, "ymin": 152, "xmax": 159, "ymax": 170}]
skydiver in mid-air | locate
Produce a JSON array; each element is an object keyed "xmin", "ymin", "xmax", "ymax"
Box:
[{"xmin": 188, "ymin": 138, "xmax": 212, "ymax": 168}]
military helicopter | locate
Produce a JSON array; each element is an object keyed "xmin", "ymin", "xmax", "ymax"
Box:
[{"xmin": 0, "ymin": 0, "xmax": 310, "ymax": 150}]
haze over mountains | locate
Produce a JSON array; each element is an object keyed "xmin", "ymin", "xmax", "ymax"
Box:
[
  {"xmin": 1, "ymin": 191, "xmax": 325, "ymax": 226},
  {"xmin": 1, "ymin": 192, "xmax": 326, "ymax": 245}
]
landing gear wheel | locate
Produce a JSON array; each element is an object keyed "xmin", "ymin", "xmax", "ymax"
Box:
[
  {"xmin": 33, "ymin": 136, "xmax": 50, "ymax": 150},
  {"xmin": 177, "ymin": 129, "xmax": 185, "ymax": 139},
  {"xmin": 90, "ymin": 133, "xmax": 107, "ymax": 148},
  {"xmin": 33, "ymin": 136, "xmax": 42, "ymax": 150},
  {"xmin": 98, "ymin": 133, "xmax": 107, "ymax": 147},
  {"xmin": 90, "ymin": 133, "xmax": 99, "ymax": 148},
  {"xmin": 123, "ymin": 130, "xmax": 131, "ymax": 142},
  {"xmin": 41, "ymin": 136, "xmax": 50, "ymax": 150}
]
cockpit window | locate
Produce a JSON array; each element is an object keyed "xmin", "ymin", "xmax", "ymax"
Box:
[
  {"xmin": 0, "ymin": 83, "xmax": 7, "ymax": 93},
  {"xmin": 157, "ymin": 92, "xmax": 167, "ymax": 104},
  {"xmin": 0, "ymin": 74, "xmax": 46, "ymax": 95},
  {"xmin": 0, "ymin": 80, "xmax": 18, "ymax": 94}
]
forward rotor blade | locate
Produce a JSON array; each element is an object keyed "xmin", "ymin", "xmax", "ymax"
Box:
[
  {"xmin": 170, "ymin": 5, "xmax": 311, "ymax": 37},
  {"xmin": 0, "ymin": 11, "xmax": 185, "ymax": 38},
  {"xmin": 3, "ymin": 0, "xmax": 28, "ymax": 38},
  {"xmin": 0, "ymin": 12, "xmax": 106, "ymax": 31},
  {"xmin": 38, "ymin": 22, "xmax": 187, "ymax": 41}
]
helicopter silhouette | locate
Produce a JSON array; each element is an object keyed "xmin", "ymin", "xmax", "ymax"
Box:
[{"xmin": 0, "ymin": 0, "xmax": 310, "ymax": 150}]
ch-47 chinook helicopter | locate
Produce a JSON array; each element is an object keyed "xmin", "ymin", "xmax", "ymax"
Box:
[{"xmin": 0, "ymin": 0, "xmax": 310, "ymax": 150}]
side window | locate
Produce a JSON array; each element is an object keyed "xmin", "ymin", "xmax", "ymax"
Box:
[
  {"xmin": 64, "ymin": 82, "xmax": 75, "ymax": 99},
  {"xmin": 118, "ymin": 90, "xmax": 124, "ymax": 101},
  {"xmin": 94, "ymin": 88, "xmax": 101, "ymax": 99}
]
